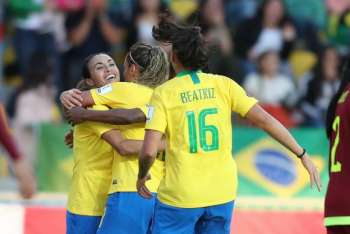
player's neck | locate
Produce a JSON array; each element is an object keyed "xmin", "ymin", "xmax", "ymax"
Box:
[{"xmin": 174, "ymin": 65, "xmax": 194, "ymax": 76}]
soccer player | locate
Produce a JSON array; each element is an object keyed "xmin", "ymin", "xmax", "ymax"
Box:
[
  {"xmin": 324, "ymin": 60, "xmax": 350, "ymax": 234},
  {"xmin": 61, "ymin": 43, "xmax": 169, "ymax": 234},
  {"xmin": 136, "ymin": 16, "xmax": 322, "ymax": 234},
  {"xmin": 0, "ymin": 103, "xmax": 36, "ymax": 199},
  {"xmin": 65, "ymin": 53, "xmax": 147, "ymax": 234}
]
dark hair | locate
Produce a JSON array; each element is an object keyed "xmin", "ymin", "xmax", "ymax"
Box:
[
  {"xmin": 152, "ymin": 14, "xmax": 208, "ymax": 70},
  {"xmin": 306, "ymin": 46, "xmax": 339, "ymax": 105},
  {"xmin": 256, "ymin": 0, "xmax": 288, "ymax": 27},
  {"xmin": 186, "ymin": 0, "xmax": 219, "ymax": 34},
  {"xmin": 126, "ymin": 43, "xmax": 169, "ymax": 88},
  {"xmin": 81, "ymin": 53, "xmax": 102, "ymax": 79},
  {"xmin": 23, "ymin": 52, "xmax": 53, "ymax": 89},
  {"xmin": 326, "ymin": 58, "xmax": 350, "ymax": 138},
  {"xmin": 76, "ymin": 79, "xmax": 94, "ymax": 91}
]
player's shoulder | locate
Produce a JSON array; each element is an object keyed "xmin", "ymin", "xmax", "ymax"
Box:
[
  {"xmin": 110, "ymin": 81, "xmax": 143, "ymax": 90},
  {"xmin": 194, "ymin": 72, "xmax": 231, "ymax": 83},
  {"xmin": 119, "ymin": 82, "xmax": 153, "ymax": 93},
  {"xmin": 97, "ymin": 82, "xmax": 151, "ymax": 95},
  {"xmin": 199, "ymin": 72, "xmax": 240, "ymax": 90},
  {"xmin": 160, "ymin": 72, "xmax": 230, "ymax": 86},
  {"xmin": 153, "ymin": 77, "xmax": 178, "ymax": 93}
]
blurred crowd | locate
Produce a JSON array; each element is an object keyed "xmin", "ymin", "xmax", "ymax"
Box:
[{"xmin": 1, "ymin": 0, "xmax": 350, "ymax": 132}]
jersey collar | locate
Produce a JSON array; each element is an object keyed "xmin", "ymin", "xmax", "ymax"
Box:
[
  {"xmin": 176, "ymin": 70, "xmax": 202, "ymax": 84},
  {"xmin": 176, "ymin": 70, "xmax": 201, "ymax": 77}
]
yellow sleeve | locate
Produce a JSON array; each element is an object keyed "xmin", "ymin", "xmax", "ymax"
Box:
[
  {"xmin": 90, "ymin": 83, "xmax": 121, "ymax": 106},
  {"xmin": 145, "ymin": 89, "xmax": 167, "ymax": 133},
  {"xmin": 140, "ymin": 105, "xmax": 148, "ymax": 116},
  {"xmin": 87, "ymin": 105, "xmax": 118, "ymax": 137},
  {"xmin": 229, "ymin": 79, "xmax": 258, "ymax": 117}
]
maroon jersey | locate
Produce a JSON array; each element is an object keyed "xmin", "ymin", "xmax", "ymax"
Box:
[
  {"xmin": 0, "ymin": 103, "xmax": 21, "ymax": 161},
  {"xmin": 325, "ymin": 85, "xmax": 350, "ymax": 226}
]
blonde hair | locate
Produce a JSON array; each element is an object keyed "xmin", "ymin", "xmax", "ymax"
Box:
[{"xmin": 127, "ymin": 43, "xmax": 169, "ymax": 88}]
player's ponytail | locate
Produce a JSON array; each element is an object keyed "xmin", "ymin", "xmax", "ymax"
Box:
[
  {"xmin": 127, "ymin": 43, "xmax": 169, "ymax": 88},
  {"xmin": 326, "ymin": 58, "xmax": 350, "ymax": 138},
  {"xmin": 152, "ymin": 14, "xmax": 208, "ymax": 70}
]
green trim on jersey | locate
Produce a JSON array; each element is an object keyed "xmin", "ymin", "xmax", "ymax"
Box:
[
  {"xmin": 324, "ymin": 216, "xmax": 350, "ymax": 226},
  {"xmin": 176, "ymin": 70, "xmax": 201, "ymax": 84}
]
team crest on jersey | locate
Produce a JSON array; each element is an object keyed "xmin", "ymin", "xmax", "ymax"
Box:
[
  {"xmin": 97, "ymin": 84, "xmax": 113, "ymax": 95},
  {"xmin": 235, "ymin": 138, "xmax": 324, "ymax": 197},
  {"xmin": 146, "ymin": 105, "xmax": 154, "ymax": 122}
]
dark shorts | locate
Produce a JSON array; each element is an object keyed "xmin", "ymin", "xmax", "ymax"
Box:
[{"xmin": 327, "ymin": 226, "xmax": 350, "ymax": 234}]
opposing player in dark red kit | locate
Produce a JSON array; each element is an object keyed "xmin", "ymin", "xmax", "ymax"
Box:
[
  {"xmin": 0, "ymin": 103, "xmax": 36, "ymax": 198},
  {"xmin": 325, "ymin": 59, "xmax": 350, "ymax": 234}
]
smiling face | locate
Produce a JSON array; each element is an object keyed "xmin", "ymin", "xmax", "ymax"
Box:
[{"xmin": 87, "ymin": 54, "xmax": 120, "ymax": 88}]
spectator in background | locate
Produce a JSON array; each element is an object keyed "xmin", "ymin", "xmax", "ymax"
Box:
[
  {"xmin": 12, "ymin": 53, "xmax": 61, "ymax": 164},
  {"xmin": 63, "ymin": 0, "xmax": 125, "ymax": 89},
  {"xmin": 243, "ymin": 51, "xmax": 296, "ymax": 127},
  {"xmin": 325, "ymin": 0, "xmax": 350, "ymax": 54},
  {"xmin": 300, "ymin": 46, "xmax": 341, "ymax": 126},
  {"xmin": 0, "ymin": 103, "xmax": 36, "ymax": 199},
  {"xmin": 188, "ymin": 0, "xmax": 244, "ymax": 84},
  {"xmin": 225, "ymin": 0, "xmax": 258, "ymax": 27},
  {"xmin": 126, "ymin": 0, "xmax": 168, "ymax": 48},
  {"xmin": 7, "ymin": 0, "xmax": 62, "ymax": 90},
  {"xmin": 235, "ymin": 0, "xmax": 297, "ymax": 73}
]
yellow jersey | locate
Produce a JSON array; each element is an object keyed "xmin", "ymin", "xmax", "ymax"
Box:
[
  {"xmin": 146, "ymin": 71, "xmax": 258, "ymax": 208},
  {"xmin": 67, "ymin": 105, "xmax": 114, "ymax": 216},
  {"xmin": 91, "ymin": 82, "xmax": 164, "ymax": 194}
]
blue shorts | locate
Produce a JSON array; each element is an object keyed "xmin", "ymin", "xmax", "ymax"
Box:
[
  {"xmin": 152, "ymin": 199, "xmax": 235, "ymax": 234},
  {"xmin": 66, "ymin": 211, "xmax": 101, "ymax": 234},
  {"xmin": 97, "ymin": 192, "xmax": 156, "ymax": 234}
]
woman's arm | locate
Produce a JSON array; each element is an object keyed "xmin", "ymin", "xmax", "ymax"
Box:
[
  {"xmin": 102, "ymin": 130, "xmax": 143, "ymax": 156},
  {"xmin": 245, "ymin": 104, "xmax": 322, "ymax": 191},
  {"xmin": 66, "ymin": 107, "xmax": 146, "ymax": 125},
  {"xmin": 102, "ymin": 130, "xmax": 164, "ymax": 156},
  {"xmin": 60, "ymin": 89, "xmax": 94, "ymax": 109}
]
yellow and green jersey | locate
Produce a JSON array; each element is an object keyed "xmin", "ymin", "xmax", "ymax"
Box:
[
  {"xmin": 146, "ymin": 71, "xmax": 258, "ymax": 208},
  {"xmin": 91, "ymin": 82, "xmax": 164, "ymax": 194},
  {"xmin": 67, "ymin": 105, "xmax": 114, "ymax": 216}
]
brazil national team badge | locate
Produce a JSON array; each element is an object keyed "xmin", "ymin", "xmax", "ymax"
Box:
[
  {"xmin": 235, "ymin": 138, "xmax": 324, "ymax": 197},
  {"xmin": 146, "ymin": 105, "xmax": 154, "ymax": 122},
  {"xmin": 97, "ymin": 84, "xmax": 112, "ymax": 95}
]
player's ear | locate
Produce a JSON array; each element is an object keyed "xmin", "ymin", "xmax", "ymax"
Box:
[
  {"xmin": 131, "ymin": 64, "xmax": 137, "ymax": 73},
  {"xmin": 170, "ymin": 51, "xmax": 176, "ymax": 66}
]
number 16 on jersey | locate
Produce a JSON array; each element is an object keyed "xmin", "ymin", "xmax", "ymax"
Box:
[{"xmin": 186, "ymin": 108, "xmax": 219, "ymax": 153}]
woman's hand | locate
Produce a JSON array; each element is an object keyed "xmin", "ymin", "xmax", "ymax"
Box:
[
  {"xmin": 301, "ymin": 153, "xmax": 322, "ymax": 192},
  {"xmin": 60, "ymin": 89, "xmax": 83, "ymax": 109}
]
